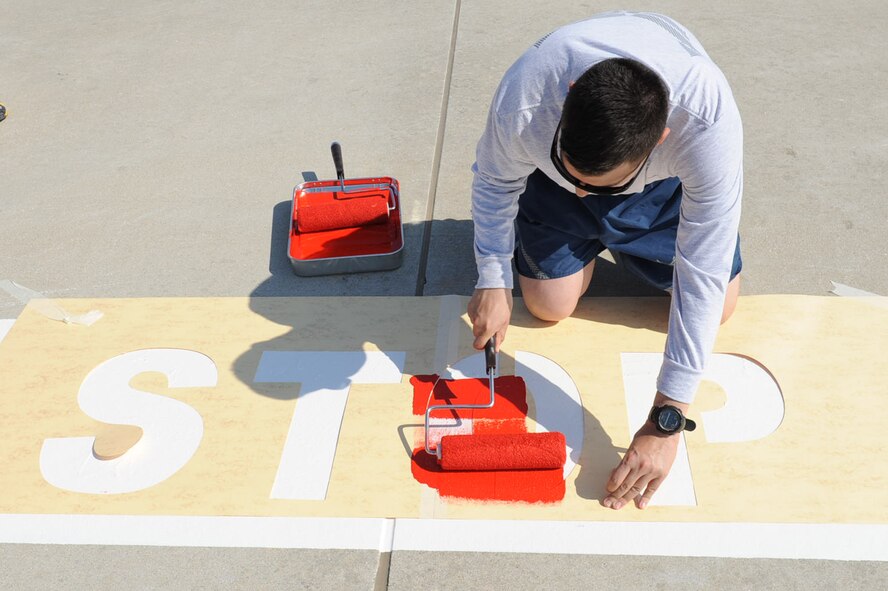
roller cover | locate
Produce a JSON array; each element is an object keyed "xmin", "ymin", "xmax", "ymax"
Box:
[
  {"xmin": 438, "ymin": 431, "xmax": 566, "ymax": 471},
  {"xmin": 297, "ymin": 191, "xmax": 389, "ymax": 233}
]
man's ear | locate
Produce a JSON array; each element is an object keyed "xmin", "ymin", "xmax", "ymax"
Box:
[{"xmin": 657, "ymin": 127, "xmax": 671, "ymax": 146}]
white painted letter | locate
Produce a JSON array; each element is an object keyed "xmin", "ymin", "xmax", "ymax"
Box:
[
  {"xmin": 254, "ymin": 351, "xmax": 405, "ymax": 501},
  {"xmin": 40, "ymin": 349, "xmax": 217, "ymax": 494},
  {"xmin": 621, "ymin": 352, "xmax": 785, "ymax": 506},
  {"xmin": 699, "ymin": 354, "xmax": 784, "ymax": 443}
]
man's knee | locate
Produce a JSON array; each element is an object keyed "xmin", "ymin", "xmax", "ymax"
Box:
[
  {"xmin": 720, "ymin": 274, "xmax": 741, "ymax": 324},
  {"xmin": 524, "ymin": 292, "xmax": 579, "ymax": 322},
  {"xmin": 518, "ymin": 263, "xmax": 594, "ymax": 322}
]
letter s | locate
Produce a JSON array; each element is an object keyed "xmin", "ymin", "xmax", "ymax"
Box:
[{"xmin": 40, "ymin": 349, "xmax": 217, "ymax": 494}]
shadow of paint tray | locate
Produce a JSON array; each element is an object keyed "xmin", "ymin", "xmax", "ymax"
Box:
[{"xmin": 288, "ymin": 177, "xmax": 405, "ymax": 276}]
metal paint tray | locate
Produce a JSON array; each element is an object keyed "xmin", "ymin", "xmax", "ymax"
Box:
[{"xmin": 287, "ymin": 177, "xmax": 404, "ymax": 276}]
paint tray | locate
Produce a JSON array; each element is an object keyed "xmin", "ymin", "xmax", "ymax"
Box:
[{"xmin": 288, "ymin": 176, "xmax": 404, "ymax": 276}]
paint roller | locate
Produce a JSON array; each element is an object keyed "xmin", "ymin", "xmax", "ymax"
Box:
[
  {"xmin": 424, "ymin": 338, "xmax": 567, "ymax": 471},
  {"xmin": 295, "ymin": 142, "xmax": 395, "ymax": 233}
]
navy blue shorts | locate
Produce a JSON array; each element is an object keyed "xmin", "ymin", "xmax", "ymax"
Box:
[{"xmin": 514, "ymin": 170, "xmax": 742, "ymax": 290}]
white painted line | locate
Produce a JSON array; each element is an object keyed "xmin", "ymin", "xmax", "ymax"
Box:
[
  {"xmin": 0, "ymin": 515, "xmax": 387, "ymax": 550},
  {"xmin": 0, "ymin": 319, "xmax": 14, "ymax": 344},
  {"xmin": 1, "ymin": 515, "xmax": 885, "ymax": 561},
  {"xmin": 378, "ymin": 518, "xmax": 396, "ymax": 553},
  {"xmin": 392, "ymin": 519, "xmax": 888, "ymax": 561}
]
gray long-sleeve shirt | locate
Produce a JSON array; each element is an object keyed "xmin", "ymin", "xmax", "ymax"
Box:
[{"xmin": 471, "ymin": 12, "xmax": 743, "ymax": 403}]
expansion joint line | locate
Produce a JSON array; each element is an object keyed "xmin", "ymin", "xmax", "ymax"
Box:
[{"xmin": 415, "ymin": 0, "xmax": 462, "ymax": 296}]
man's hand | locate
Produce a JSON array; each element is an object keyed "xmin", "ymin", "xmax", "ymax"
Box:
[
  {"xmin": 602, "ymin": 394, "xmax": 688, "ymax": 510},
  {"xmin": 467, "ymin": 288, "xmax": 513, "ymax": 350}
]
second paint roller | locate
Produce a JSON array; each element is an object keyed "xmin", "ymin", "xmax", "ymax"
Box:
[
  {"xmin": 295, "ymin": 142, "xmax": 393, "ymax": 233},
  {"xmin": 424, "ymin": 339, "xmax": 567, "ymax": 471}
]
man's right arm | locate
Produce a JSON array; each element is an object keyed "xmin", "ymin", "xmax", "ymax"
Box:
[{"xmin": 469, "ymin": 109, "xmax": 535, "ymax": 349}]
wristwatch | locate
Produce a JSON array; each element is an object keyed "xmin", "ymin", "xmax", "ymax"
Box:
[{"xmin": 649, "ymin": 404, "xmax": 696, "ymax": 434}]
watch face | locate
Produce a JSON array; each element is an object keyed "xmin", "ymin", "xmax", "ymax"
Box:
[{"xmin": 657, "ymin": 408, "xmax": 682, "ymax": 432}]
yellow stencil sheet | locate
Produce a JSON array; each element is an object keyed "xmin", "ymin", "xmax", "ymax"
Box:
[{"xmin": 0, "ymin": 295, "xmax": 885, "ymax": 524}]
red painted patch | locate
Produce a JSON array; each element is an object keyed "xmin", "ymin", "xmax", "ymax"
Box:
[
  {"xmin": 410, "ymin": 374, "xmax": 527, "ymax": 418},
  {"xmin": 410, "ymin": 375, "xmax": 565, "ymax": 503}
]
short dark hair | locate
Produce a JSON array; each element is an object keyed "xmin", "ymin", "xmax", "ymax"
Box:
[{"xmin": 560, "ymin": 58, "xmax": 669, "ymax": 175}]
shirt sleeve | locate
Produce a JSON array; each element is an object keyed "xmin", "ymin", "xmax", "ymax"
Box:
[
  {"xmin": 471, "ymin": 108, "xmax": 537, "ymax": 289},
  {"xmin": 657, "ymin": 109, "xmax": 743, "ymax": 403}
]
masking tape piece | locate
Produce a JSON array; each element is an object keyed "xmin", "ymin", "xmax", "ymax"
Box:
[
  {"xmin": 0, "ymin": 280, "xmax": 103, "ymax": 326},
  {"xmin": 829, "ymin": 282, "xmax": 887, "ymax": 310},
  {"xmin": 829, "ymin": 281, "xmax": 880, "ymax": 297}
]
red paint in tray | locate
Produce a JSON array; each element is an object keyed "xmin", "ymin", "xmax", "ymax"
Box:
[{"xmin": 410, "ymin": 375, "xmax": 566, "ymax": 503}]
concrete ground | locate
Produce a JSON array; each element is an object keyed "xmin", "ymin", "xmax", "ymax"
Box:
[{"xmin": 1, "ymin": 1, "xmax": 886, "ymax": 589}]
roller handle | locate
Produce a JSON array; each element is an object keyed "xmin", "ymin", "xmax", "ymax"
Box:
[
  {"xmin": 485, "ymin": 337, "xmax": 496, "ymax": 376},
  {"xmin": 331, "ymin": 142, "xmax": 345, "ymax": 183}
]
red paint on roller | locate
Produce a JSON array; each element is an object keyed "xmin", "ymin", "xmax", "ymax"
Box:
[
  {"xmin": 409, "ymin": 376, "xmax": 567, "ymax": 503},
  {"xmin": 438, "ymin": 432, "xmax": 566, "ymax": 471},
  {"xmin": 296, "ymin": 190, "xmax": 389, "ymax": 233}
]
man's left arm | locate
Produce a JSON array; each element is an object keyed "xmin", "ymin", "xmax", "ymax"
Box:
[{"xmin": 603, "ymin": 103, "xmax": 744, "ymax": 510}]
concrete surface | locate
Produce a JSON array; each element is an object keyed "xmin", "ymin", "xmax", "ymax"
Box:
[
  {"xmin": 1, "ymin": 0, "xmax": 886, "ymax": 589},
  {"xmin": 386, "ymin": 553, "xmax": 888, "ymax": 591},
  {"xmin": 0, "ymin": 0, "xmax": 454, "ymax": 317},
  {"xmin": 0, "ymin": 545, "xmax": 384, "ymax": 591}
]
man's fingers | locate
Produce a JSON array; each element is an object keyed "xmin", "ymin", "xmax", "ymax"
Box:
[
  {"xmin": 620, "ymin": 475, "xmax": 653, "ymax": 502},
  {"xmin": 472, "ymin": 330, "xmax": 494, "ymax": 350},
  {"xmin": 636, "ymin": 477, "xmax": 662, "ymax": 510},
  {"xmin": 494, "ymin": 327, "xmax": 507, "ymax": 351},
  {"xmin": 612, "ymin": 471, "xmax": 650, "ymax": 502},
  {"xmin": 604, "ymin": 448, "xmax": 664, "ymax": 510},
  {"xmin": 605, "ymin": 471, "xmax": 651, "ymax": 510},
  {"xmin": 606, "ymin": 449, "xmax": 639, "ymax": 493},
  {"xmin": 603, "ymin": 429, "xmax": 680, "ymax": 510},
  {"xmin": 468, "ymin": 289, "xmax": 511, "ymax": 350},
  {"xmin": 605, "ymin": 465, "xmax": 629, "ymax": 495},
  {"xmin": 603, "ymin": 457, "xmax": 640, "ymax": 509},
  {"xmin": 472, "ymin": 321, "xmax": 508, "ymax": 349}
]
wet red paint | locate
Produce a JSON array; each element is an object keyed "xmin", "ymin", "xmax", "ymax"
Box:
[{"xmin": 409, "ymin": 375, "xmax": 566, "ymax": 503}]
